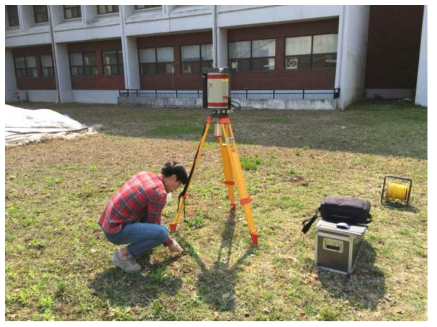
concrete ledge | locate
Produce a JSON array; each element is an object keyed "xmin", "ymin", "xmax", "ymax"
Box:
[{"xmin": 119, "ymin": 97, "xmax": 337, "ymax": 110}]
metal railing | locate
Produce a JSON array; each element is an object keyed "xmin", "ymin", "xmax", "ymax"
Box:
[{"xmin": 119, "ymin": 88, "xmax": 340, "ymax": 100}]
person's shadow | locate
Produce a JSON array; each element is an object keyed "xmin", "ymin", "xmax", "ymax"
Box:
[
  {"xmin": 89, "ymin": 255, "xmax": 182, "ymax": 307},
  {"xmin": 177, "ymin": 212, "xmax": 257, "ymax": 312},
  {"xmin": 315, "ymin": 240, "xmax": 386, "ymax": 310}
]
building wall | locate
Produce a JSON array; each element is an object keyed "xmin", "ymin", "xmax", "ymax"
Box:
[
  {"xmin": 365, "ymin": 6, "xmax": 424, "ymax": 92},
  {"xmin": 337, "ymin": 6, "xmax": 370, "ymax": 109},
  {"xmin": 227, "ymin": 19, "xmax": 338, "ymax": 90},
  {"xmin": 137, "ymin": 31, "xmax": 212, "ymax": 90},
  {"xmin": 12, "ymin": 45, "xmax": 56, "ymax": 90},
  {"xmin": 67, "ymin": 39, "xmax": 125, "ymax": 90},
  {"xmin": 415, "ymin": 5, "xmax": 427, "ymax": 107}
]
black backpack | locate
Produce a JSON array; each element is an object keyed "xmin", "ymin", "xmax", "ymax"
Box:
[{"xmin": 302, "ymin": 196, "xmax": 372, "ymax": 234}]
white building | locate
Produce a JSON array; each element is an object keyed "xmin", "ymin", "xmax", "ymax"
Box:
[{"xmin": 5, "ymin": 5, "xmax": 427, "ymax": 109}]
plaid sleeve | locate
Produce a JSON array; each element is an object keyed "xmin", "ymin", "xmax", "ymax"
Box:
[{"xmin": 145, "ymin": 189, "xmax": 167, "ymax": 224}]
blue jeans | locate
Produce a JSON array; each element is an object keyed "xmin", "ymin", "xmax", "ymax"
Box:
[{"xmin": 105, "ymin": 223, "xmax": 169, "ymax": 258}]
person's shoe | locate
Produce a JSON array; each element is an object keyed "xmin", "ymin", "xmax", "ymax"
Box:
[{"xmin": 111, "ymin": 250, "xmax": 141, "ymax": 273}]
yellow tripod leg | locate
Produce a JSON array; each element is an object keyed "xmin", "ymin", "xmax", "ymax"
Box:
[
  {"xmin": 219, "ymin": 115, "xmax": 260, "ymax": 246},
  {"xmin": 218, "ymin": 133, "xmax": 236, "ymax": 211},
  {"xmin": 169, "ymin": 116, "xmax": 212, "ymax": 232}
]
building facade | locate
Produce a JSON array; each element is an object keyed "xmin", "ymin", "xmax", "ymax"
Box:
[{"xmin": 5, "ymin": 5, "xmax": 427, "ymax": 109}]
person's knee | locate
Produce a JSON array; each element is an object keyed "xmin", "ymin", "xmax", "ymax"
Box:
[{"xmin": 157, "ymin": 225, "xmax": 169, "ymax": 243}]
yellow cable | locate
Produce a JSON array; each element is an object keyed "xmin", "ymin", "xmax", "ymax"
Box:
[{"xmin": 386, "ymin": 182, "xmax": 409, "ymax": 201}]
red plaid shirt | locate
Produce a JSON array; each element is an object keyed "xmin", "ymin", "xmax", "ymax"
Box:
[{"xmin": 99, "ymin": 172, "xmax": 168, "ymax": 235}]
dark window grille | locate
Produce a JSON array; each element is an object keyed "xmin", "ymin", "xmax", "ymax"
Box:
[
  {"xmin": 7, "ymin": 6, "xmax": 20, "ymax": 27},
  {"xmin": 14, "ymin": 56, "xmax": 38, "ymax": 78},
  {"xmin": 97, "ymin": 5, "xmax": 119, "ymax": 15},
  {"xmin": 69, "ymin": 52, "xmax": 98, "ymax": 76},
  {"xmin": 102, "ymin": 50, "xmax": 124, "ymax": 76},
  {"xmin": 64, "ymin": 5, "xmax": 82, "ymax": 19},
  {"xmin": 40, "ymin": 54, "xmax": 54, "ymax": 77},
  {"xmin": 34, "ymin": 5, "xmax": 48, "ymax": 23}
]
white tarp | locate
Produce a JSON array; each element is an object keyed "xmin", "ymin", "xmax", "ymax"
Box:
[{"xmin": 5, "ymin": 105, "xmax": 100, "ymax": 147}]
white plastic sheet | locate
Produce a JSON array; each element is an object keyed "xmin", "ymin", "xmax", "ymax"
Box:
[{"xmin": 5, "ymin": 105, "xmax": 100, "ymax": 147}]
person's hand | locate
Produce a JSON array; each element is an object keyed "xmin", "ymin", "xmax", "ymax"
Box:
[{"xmin": 168, "ymin": 239, "xmax": 183, "ymax": 254}]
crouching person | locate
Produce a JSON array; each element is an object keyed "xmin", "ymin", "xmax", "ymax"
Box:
[{"xmin": 98, "ymin": 161, "xmax": 188, "ymax": 273}]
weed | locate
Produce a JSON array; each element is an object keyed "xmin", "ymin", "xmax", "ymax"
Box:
[
  {"xmin": 45, "ymin": 177, "xmax": 62, "ymax": 186},
  {"xmin": 240, "ymin": 154, "xmax": 262, "ymax": 171}
]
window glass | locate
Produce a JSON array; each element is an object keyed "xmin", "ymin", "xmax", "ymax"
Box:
[
  {"xmin": 26, "ymin": 56, "xmax": 37, "ymax": 68},
  {"xmin": 83, "ymin": 53, "xmax": 97, "ymax": 66},
  {"xmin": 157, "ymin": 47, "xmax": 174, "ymax": 62},
  {"xmin": 41, "ymin": 55, "xmax": 53, "ymax": 67},
  {"xmin": 313, "ymin": 34, "xmax": 338, "ymax": 54},
  {"xmin": 229, "ymin": 41, "xmax": 251, "ymax": 59},
  {"xmin": 201, "ymin": 44, "xmax": 213, "ymax": 60},
  {"xmin": 139, "ymin": 49, "xmax": 156, "ymax": 63},
  {"xmin": 34, "ymin": 5, "xmax": 48, "ymax": 23},
  {"xmin": 103, "ymin": 51, "xmax": 118, "ymax": 65},
  {"xmin": 69, "ymin": 53, "xmax": 83, "ymax": 66},
  {"xmin": 252, "ymin": 39, "xmax": 275, "ymax": 58},
  {"xmin": 285, "ymin": 36, "xmax": 312, "ymax": 56},
  {"xmin": 182, "ymin": 45, "xmax": 200, "ymax": 61},
  {"xmin": 15, "ymin": 57, "xmax": 26, "ymax": 69}
]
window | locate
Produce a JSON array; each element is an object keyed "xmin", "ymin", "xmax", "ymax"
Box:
[
  {"xmin": 229, "ymin": 39, "xmax": 275, "ymax": 72},
  {"xmin": 69, "ymin": 53, "xmax": 98, "ymax": 76},
  {"xmin": 64, "ymin": 5, "xmax": 82, "ymax": 19},
  {"xmin": 285, "ymin": 34, "xmax": 337, "ymax": 70},
  {"xmin": 102, "ymin": 50, "xmax": 124, "ymax": 75},
  {"xmin": 135, "ymin": 5, "xmax": 161, "ymax": 10},
  {"xmin": 181, "ymin": 44, "xmax": 213, "ymax": 73},
  {"xmin": 14, "ymin": 56, "xmax": 38, "ymax": 78},
  {"xmin": 7, "ymin": 6, "xmax": 19, "ymax": 27},
  {"xmin": 97, "ymin": 5, "xmax": 119, "ymax": 15},
  {"xmin": 40, "ymin": 55, "xmax": 54, "ymax": 77},
  {"xmin": 34, "ymin": 5, "xmax": 48, "ymax": 23},
  {"xmin": 251, "ymin": 39, "xmax": 275, "ymax": 71},
  {"xmin": 139, "ymin": 47, "xmax": 174, "ymax": 74}
]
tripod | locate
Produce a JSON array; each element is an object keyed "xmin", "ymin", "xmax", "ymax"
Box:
[{"xmin": 169, "ymin": 110, "xmax": 260, "ymax": 246}]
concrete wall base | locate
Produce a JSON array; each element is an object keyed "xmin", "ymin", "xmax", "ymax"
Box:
[{"xmin": 119, "ymin": 97, "xmax": 338, "ymax": 110}]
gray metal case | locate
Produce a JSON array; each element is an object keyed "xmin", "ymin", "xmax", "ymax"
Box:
[{"xmin": 315, "ymin": 220, "xmax": 367, "ymax": 274}]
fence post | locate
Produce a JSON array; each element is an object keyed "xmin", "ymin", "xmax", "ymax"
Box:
[
  {"xmin": 273, "ymin": 89, "xmax": 276, "ymax": 99},
  {"xmin": 246, "ymin": 88, "xmax": 248, "ymax": 99},
  {"xmin": 136, "ymin": 89, "xmax": 138, "ymax": 97},
  {"xmin": 303, "ymin": 89, "xmax": 305, "ymax": 100},
  {"xmin": 155, "ymin": 90, "xmax": 158, "ymax": 98},
  {"xmin": 176, "ymin": 90, "xmax": 178, "ymax": 98}
]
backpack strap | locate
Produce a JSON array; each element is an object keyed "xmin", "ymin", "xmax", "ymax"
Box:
[{"xmin": 302, "ymin": 208, "xmax": 320, "ymax": 234}]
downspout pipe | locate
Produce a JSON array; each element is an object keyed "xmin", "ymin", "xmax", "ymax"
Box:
[
  {"xmin": 212, "ymin": 5, "xmax": 218, "ymax": 68},
  {"xmin": 48, "ymin": 5, "xmax": 61, "ymax": 103}
]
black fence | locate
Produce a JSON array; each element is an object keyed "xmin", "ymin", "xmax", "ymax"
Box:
[{"xmin": 119, "ymin": 88, "xmax": 340, "ymax": 100}]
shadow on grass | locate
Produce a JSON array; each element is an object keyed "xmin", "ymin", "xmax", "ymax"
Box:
[
  {"xmin": 315, "ymin": 240, "xmax": 386, "ymax": 310},
  {"xmin": 89, "ymin": 255, "xmax": 182, "ymax": 307},
  {"xmin": 380, "ymin": 202, "xmax": 420, "ymax": 214},
  {"xmin": 178, "ymin": 211, "xmax": 257, "ymax": 312}
]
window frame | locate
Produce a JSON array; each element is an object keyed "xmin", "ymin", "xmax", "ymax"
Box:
[
  {"xmin": 69, "ymin": 52, "xmax": 99, "ymax": 77},
  {"xmin": 7, "ymin": 6, "xmax": 20, "ymax": 28},
  {"xmin": 40, "ymin": 54, "xmax": 54, "ymax": 77},
  {"xmin": 14, "ymin": 56, "xmax": 38, "ymax": 78},
  {"xmin": 134, "ymin": 5, "xmax": 162, "ymax": 10},
  {"xmin": 33, "ymin": 5, "xmax": 49, "ymax": 24},
  {"xmin": 180, "ymin": 43, "xmax": 213, "ymax": 74},
  {"xmin": 97, "ymin": 5, "xmax": 119, "ymax": 15},
  {"xmin": 284, "ymin": 33, "xmax": 338, "ymax": 71},
  {"xmin": 102, "ymin": 50, "xmax": 124, "ymax": 76},
  {"xmin": 63, "ymin": 5, "xmax": 82, "ymax": 20},
  {"xmin": 138, "ymin": 47, "xmax": 174, "ymax": 75},
  {"xmin": 228, "ymin": 39, "xmax": 276, "ymax": 73}
]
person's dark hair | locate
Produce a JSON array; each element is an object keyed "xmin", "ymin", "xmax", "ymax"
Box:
[{"xmin": 161, "ymin": 161, "xmax": 188, "ymax": 185}]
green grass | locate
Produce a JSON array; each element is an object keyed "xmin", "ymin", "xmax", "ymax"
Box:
[{"xmin": 5, "ymin": 100, "xmax": 427, "ymax": 321}]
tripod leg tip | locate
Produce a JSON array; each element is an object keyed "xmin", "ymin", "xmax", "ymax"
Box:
[
  {"xmin": 251, "ymin": 232, "xmax": 260, "ymax": 246},
  {"xmin": 169, "ymin": 222, "xmax": 177, "ymax": 233}
]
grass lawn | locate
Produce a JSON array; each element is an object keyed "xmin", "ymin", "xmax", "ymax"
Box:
[{"xmin": 5, "ymin": 100, "xmax": 427, "ymax": 321}]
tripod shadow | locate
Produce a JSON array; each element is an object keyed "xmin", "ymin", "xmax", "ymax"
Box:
[
  {"xmin": 314, "ymin": 240, "xmax": 386, "ymax": 310},
  {"xmin": 380, "ymin": 201, "xmax": 420, "ymax": 214},
  {"xmin": 89, "ymin": 255, "xmax": 182, "ymax": 307},
  {"xmin": 178, "ymin": 212, "xmax": 256, "ymax": 312}
]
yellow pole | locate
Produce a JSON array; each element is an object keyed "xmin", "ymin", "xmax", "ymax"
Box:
[{"xmin": 169, "ymin": 116, "xmax": 212, "ymax": 232}]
